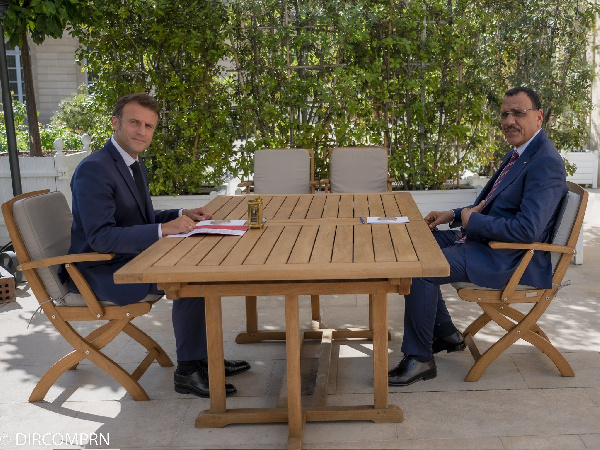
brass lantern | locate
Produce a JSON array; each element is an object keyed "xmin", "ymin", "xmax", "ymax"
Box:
[{"xmin": 247, "ymin": 197, "xmax": 264, "ymax": 229}]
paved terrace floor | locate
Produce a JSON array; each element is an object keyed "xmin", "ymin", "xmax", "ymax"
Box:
[{"xmin": 0, "ymin": 189, "xmax": 599, "ymax": 450}]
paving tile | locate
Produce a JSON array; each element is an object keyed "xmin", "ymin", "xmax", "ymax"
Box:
[
  {"xmin": 515, "ymin": 351, "xmax": 600, "ymax": 389},
  {"xmin": 171, "ymin": 397, "xmax": 289, "ymax": 449},
  {"xmin": 390, "ymin": 388, "xmax": 600, "ymax": 440},
  {"xmin": 380, "ymin": 437, "xmax": 504, "ymax": 449},
  {"xmin": 72, "ymin": 399, "xmax": 191, "ymax": 448},
  {"xmin": 500, "ymin": 434, "xmax": 586, "ymax": 449},
  {"xmin": 586, "ymin": 387, "xmax": 600, "ymax": 407},
  {"xmin": 580, "ymin": 433, "xmax": 600, "ymax": 448},
  {"xmin": 0, "ymin": 402, "xmax": 84, "ymax": 448}
]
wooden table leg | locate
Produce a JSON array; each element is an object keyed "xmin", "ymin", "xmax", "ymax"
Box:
[
  {"xmin": 205, "ymin": 295, "xmax": 226, "ymax": 414},
  {"xmin": 371, "ymin": 293, "xmax": 388, "ymax": 409},
  {"xmin": 285, "ymin": 294, "xmax": 304, "ymax": 448},
  {"xmin": 245, "ymin": 295, "xmax": 258, "ymax": 333}
]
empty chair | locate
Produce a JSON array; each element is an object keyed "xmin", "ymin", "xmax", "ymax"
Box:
[
  {"xmin": 321, "ymin": 146, "xmax": 395, "ymax": 193},
  {"xmin": 238, "ymin": 148, "xmax": 318, "ymax": 194},
  {"xmin": 236, "ymin": 148, "xmax": 320, "ymax": 342}
]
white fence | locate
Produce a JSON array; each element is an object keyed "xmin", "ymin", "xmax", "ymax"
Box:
[
  {"xmin": 0, "ymin": 137, "xmax": 91, "ymax": 245},
  {"xmin": 562, "ymin": 150, "xmax": 598, "ymax": 188}
]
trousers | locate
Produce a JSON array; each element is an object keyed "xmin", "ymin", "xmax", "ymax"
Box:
[{"xmin": 400, "ymin": 229, "xmax": 470, "ymax": 359}]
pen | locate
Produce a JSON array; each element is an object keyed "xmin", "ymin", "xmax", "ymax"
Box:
[{"xmin": 360, "ymin": 217, "xmax": 365, "ymax": 224}]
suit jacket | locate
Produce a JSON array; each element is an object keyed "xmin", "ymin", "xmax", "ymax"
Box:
[
  {"xmin": 68, "ymin": 139, "xmax": 180, "ymax": 303},
  {"xmin": 451, "ymin": 130, "xmax": 567, "ymax": 289}
]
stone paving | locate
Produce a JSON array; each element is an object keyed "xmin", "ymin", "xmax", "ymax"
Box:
[{"xmin": 0, "ymin": 189, "xmax": 598, "ymax": 449}]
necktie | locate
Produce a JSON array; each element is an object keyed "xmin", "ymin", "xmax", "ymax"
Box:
[
  {"xmin": 456, "ymin": 150, "xmax": 519, "ymax": 244},
  {"xmin": 129, "ymin": 161, "xmax": 147, "ymax": 210},
  {"xmin": 484, "ymin": 150, "xmax": 519, "ymax": 202}
]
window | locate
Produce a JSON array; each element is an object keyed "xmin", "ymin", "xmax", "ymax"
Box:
[{"xmin": 5, "ymin": 44, "xmax": 25, "ymax": 103}]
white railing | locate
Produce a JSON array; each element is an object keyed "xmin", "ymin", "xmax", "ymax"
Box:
[{"xmin": 562, "ymin": 150, "xmax": 599, "ymax": 188}]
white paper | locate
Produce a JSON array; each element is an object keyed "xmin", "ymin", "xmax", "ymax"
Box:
[{"xmin": 366, "ymin": 216, "xmax": 409, "ymax": 224}]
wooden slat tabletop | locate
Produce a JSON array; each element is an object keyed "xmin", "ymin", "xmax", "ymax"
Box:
[{"xmin": 114, "ymin": 193, "xmax": 449, "ymax": 285}]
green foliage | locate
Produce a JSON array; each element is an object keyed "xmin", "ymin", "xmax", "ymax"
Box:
[
  {"xmin": 1, "ymin": 0, "xmax": 80, "ymax": 47},
  {"xmin": 0, "ymin": 100, "xmax": 30, "ymax": 153},
  {"xmin": 69, "ymin": 0, "xmax": 597, "ymax": 193},
  {"xmin": 71, "ymin": 0, "xmax": 234, "ymax": 195},
  {"xmin": 51, "ymin": 91, "xmax": 112, "ymax": 146},
  {"xmin": 1, "ymin": 100, "xmax": 85, "ymax": 153}
]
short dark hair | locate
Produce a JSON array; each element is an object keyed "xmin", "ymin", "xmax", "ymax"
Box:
[
  {"xmin": 112, "ymin": 93, "xmax": 161, "ymax": 120},
  {"xmin": 504, "ymin": 86, "xmax": 542, "ymax": 110}
]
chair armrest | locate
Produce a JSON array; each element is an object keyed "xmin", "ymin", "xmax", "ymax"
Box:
[
  {"xmin": 488, "ymin": 241, "xmax": 573, "ymax": 254},
  {"xmin": 319, "ymin": 179, "xmax": 330, "ymax": 193},
  {"xmin": 486, "ymin": 240, "xmax": 573, "ymax": 301},
  {"xmin": 309, "ymin": 180, "xmax": 319, "ymax": 194},
  {"xmin": 237, "ymin": 180, "xmax": 253, "ymax": 194},
  {"xmin": 19, "ymin": 252, "xmax": 115, "ymax": 271},
  {"xmin": 20, "ymin": 252, "xmax": 114, "ymax": 319},
  {"xmin": 387, "ymin": 176, "xmax": 396, "ymax": 192}
]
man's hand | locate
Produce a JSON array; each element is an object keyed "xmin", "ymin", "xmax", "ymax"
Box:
[
  {"xmin": 161, "ymin": 216, "xmax": 198, "ymax": 236},
  {"xmin": 424, "ymin": 210, "xmax": 455, "ymax": 231},
  {"xmin": 461, "ymin": 200, "xmax": 486, "ymax": 229},
  {"xmin": 183, "ymin": 207, "xmax": 213, "ymax": 221}
]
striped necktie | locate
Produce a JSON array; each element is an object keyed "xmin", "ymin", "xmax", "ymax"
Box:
[
  {"xmin": 456, "ymin": 149, "xmax": 519, "ymax": 244},
  {"xmin": 484, "ymin": 150, "xmax": 519, "ymax": 201}
]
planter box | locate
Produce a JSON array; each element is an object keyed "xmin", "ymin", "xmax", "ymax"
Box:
[{"xmin": 562, "ymin": 150, "xmax": 598, "ymax": 188}]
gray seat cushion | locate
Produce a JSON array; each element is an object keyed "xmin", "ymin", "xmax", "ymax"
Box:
[
  {"xmin": 451, "ymin": 282, "xmax": 537, "ymax": 291},
  {"xmin": 550, "ymin": 191, "xmax": 580, "ymax": 271},
  {"xmin": 58, "ymin": 292, "xmax": 162, "ymax": 307},
  {"xmin": 13, "ymin": 191, "xmax": 73, "ymax": 301},
  {"xmin": 330, "ymin": 147, "xmax": 389, "ymax": 193},
  {"xmin": 253, "ymin": 149, "xmax": 312, "ymax": 194}
]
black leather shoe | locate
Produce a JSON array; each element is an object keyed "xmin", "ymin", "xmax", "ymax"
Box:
[
  {"xmin": 432, "ymin": 330, "xmax": 466, "ymax": 354},
  {"xmin": 198, "ymin": 359, "xmax": 251, "ymax": 377},
  {"xmin": 174, "ymin": 367, "xmax": 237, "ymax": 398},
  {"xmin": 388, "ymin": 355, "xmax": 437, "ymax": 386}
]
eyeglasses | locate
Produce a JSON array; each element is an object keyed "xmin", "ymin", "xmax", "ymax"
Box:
[{"xmin": 500, "ymin": 108, "xmax": 538, "ymax": 120}]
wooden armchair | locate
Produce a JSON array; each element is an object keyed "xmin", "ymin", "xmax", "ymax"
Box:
[
  {"xmin": 238, "ymin": 148, "xmax": 318, "ymax": 194},
  {"xmin": 453, "ymin": 182, "xmax": 588, "ymax": 381},
  {"xmin": 320, "ymin": 146, "xmax": 395, "ymax": 193},
  {"xmin": 1, "ymin": 190, "xmax": 173, "ymax": 401}
]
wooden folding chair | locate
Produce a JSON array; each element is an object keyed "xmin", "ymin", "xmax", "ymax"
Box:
[
  {"xmin": 2, "ymin": 190, "xmax": 173, "ymax": 401},
  {"xmin": 320, "ymin": 146, "xmax": 395, "ymax": 193},
  {"xmin": 237, "ymin": 149, "xmax": 321, "ymax": 342},
  {"xmin": 453, "ymin": 181, "xmax": 588, "ymax": 381}
]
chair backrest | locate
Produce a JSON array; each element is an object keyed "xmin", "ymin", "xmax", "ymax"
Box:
[
  {"xmin": 329, "ymin": 146, "xmax": 389, "ymax": 193},
  {"xmin": 550, "ymin": 182, "xmax": 588, "ymax": 274},
  {"xmin": 5, "ymin": 191, "xmax": 72, "ymax": 301},
  {"xmin": 253, "ymin": 148, "xmax": 314, "ymax": 194}
]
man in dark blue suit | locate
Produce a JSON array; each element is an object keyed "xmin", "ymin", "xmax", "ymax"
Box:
[
  {"xmin": 68, "ymin": 93, "xmax": 250, "ymax": 397},
  {"xmin": 389, "ymin": 86, "xmax": 568, "ymax": 386}
]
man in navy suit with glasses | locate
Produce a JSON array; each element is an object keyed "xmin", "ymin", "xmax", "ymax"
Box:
[{"xmin": 389, "ymin": 86, "xmax": 568, "ymax": 386}]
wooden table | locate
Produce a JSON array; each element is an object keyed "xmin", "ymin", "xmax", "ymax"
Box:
[{"xmin": 114, "ymin": 193, "xmax": 449, "ymax": 449}]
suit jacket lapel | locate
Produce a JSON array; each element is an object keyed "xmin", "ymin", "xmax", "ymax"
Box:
[{"xmin": 481, "ymin": 130, "xmax": 545, "ymax": 208}]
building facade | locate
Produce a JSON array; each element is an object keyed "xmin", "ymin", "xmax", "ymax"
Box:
[{"xmin": 4, "ymin": 31, "xmax": 86, "ymax": 124}]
